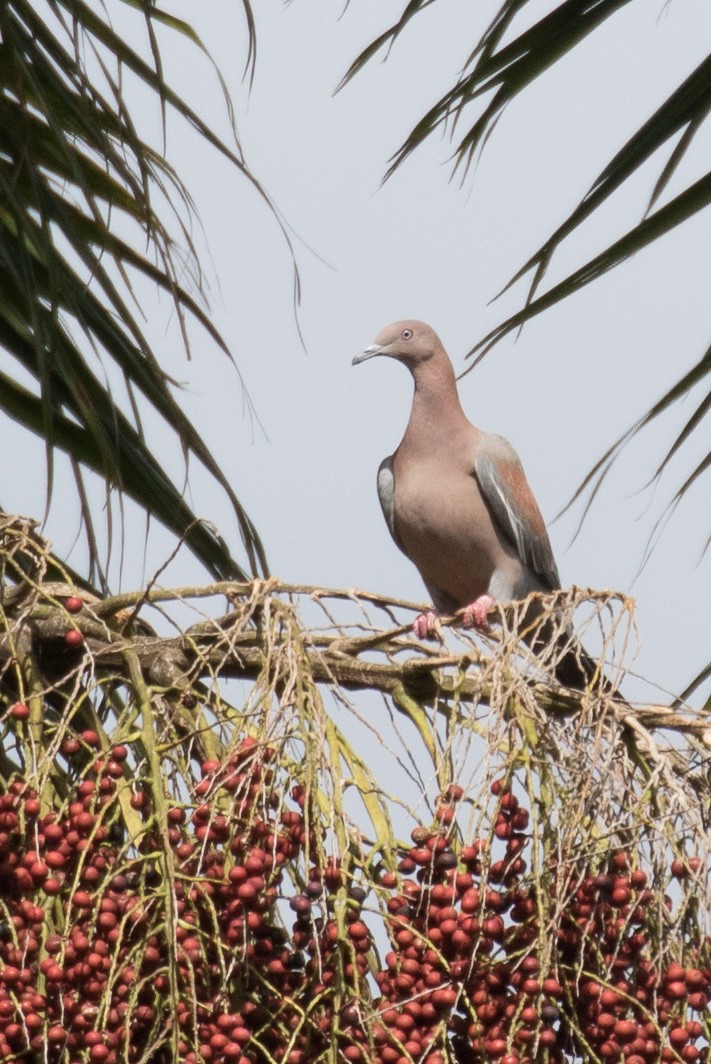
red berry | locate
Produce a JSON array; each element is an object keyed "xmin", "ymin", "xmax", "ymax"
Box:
[
  {"xmin": 348, "ymin": 921, "xmax": 369, "ymax": 942},
  {"xmin": 29, "ymin": 861, "xmax": 48, "ymax": 883},
  {"xmin": 65, "ymin": 628, "xmax": 84, "ymax": 647},
  {"xmin": 614, "ymin": 1020, "xmax": 637, "ymax": 1042},
  {"xmin": 65, "ymin": 596, "xmax": 84, "ymax": 614},
  {"xmin": 10, "ymin": 702, "xmax": 29, "ymax": 720},
  {"xmin": 669, "ymin": 1028, "xmax": 689, "ymax": 1048}
]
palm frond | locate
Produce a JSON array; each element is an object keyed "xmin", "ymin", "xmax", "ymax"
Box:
[
  {"xmin": 337, "ymin": 0, "xmax": 435, "ymax": 92},
  {"xmin": 344, "ymin": 0, "xmax": 631, "ymax": 179},
  {"xmin": 0, "ymin": 0, "xmax": 270, "ymax": 586},
  {"xmin": 0, "ymin": 366, "xmax": 241, "ymax": 588},
  {"xmin": 465, "ymin": 173, "xmax": 711, "ymax": 366},
  {"xmin": 559, "ymin": 345, "xmax": 711, "ymax": 528},
  {"xmin": 497, "ymin": 51, "xmax": 711, "ymax": 308}
]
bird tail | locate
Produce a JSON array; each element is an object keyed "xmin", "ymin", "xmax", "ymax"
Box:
[
  {"xmin": 554, "ymin": 642, "xmax": 625, "ymax": 702},
  {"xmin": 520, "ymin": 607, "xmax": 627, "ymax": 704}
]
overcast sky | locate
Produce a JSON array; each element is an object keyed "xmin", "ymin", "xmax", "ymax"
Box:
[{"xmin": 5, "ymin": 0, "xmax": 711, "ymax": 707}]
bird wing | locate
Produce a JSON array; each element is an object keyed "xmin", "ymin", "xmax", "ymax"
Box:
[
  {"xmin": 377, "ymin": 455, "xmax": 405, "ymax": 551},
  {"xmin": 474, "ymin": 434, "xmax": 560, "ymax": 591}
]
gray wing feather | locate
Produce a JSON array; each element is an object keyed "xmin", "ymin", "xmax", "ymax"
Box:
[{"xmin": 377, "ymin": 456, "xmax": 404, "ymax": 550}]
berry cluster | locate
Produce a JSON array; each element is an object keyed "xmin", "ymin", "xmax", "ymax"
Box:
[
  {"xmin": 0, "ymin": 734, "xmax": 287, "ymax": 1062},
  {"xmin": 556, "ymin": 858, "xmax": 710, "ymax": 1063},
  {"xmin": 367, "ymin": 781, "xmax": 710, "ymax": 1064},
  {"xmin": 0, "ymin": 728, "xmax": 709, "ymax": 1064}
]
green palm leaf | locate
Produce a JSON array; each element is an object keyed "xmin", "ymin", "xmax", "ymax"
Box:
[
  {"xmin": 494, "ymin": 51, "xmax": 711, "ymax": 311},
  {"xmin": 560, "ymin": 345, "xmax": 711, "ymax": 546},
  {"xmin": 0, "ymin": 0, "xmax": 271, "ymax": 586},
  {"xmin": 342, "ymin": 0, "xmax": 632, "ymax": 179}
]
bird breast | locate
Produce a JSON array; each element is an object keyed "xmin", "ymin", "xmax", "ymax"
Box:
[{"xmin": 392, "ymin": 457, "xmax": 524, "ymax": 612}]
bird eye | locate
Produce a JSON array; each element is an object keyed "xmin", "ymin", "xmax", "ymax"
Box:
[{"xmin": 401, "ymin": 328, "xmax": 412, "ymax": 340}]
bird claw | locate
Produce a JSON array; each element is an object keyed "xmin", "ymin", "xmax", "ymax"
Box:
[
  {"xmin": 413, "ymin": 611, "xmax": 438, "ymax": 640},
  {"xmin": 462, "ymin": 595, "xmax": 495, "ymax": 631}
]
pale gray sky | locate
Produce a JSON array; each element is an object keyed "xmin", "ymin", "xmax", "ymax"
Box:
[{"xmin": 5, "ymin": 0, "xmax": 710, "ymax": 705}]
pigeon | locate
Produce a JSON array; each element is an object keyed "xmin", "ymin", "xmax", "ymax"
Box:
[{"xmin": 353, "ymin": 319, "xmax": 613, "ymax": 693}]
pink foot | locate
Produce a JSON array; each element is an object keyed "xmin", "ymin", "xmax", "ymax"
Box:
[
  {"xmin": 413, "ymin": 611, "xmax": 438, "ymax": 639},
  {"xmin": 462, "ymin": 595, "xmax": 495, "ymax": 630}
]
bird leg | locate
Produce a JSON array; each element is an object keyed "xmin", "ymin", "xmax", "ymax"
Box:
[
  {"xmin": 413, "ymin": 611, "xmax": 438, "ymax": 640},
  {"xmin": 462, "ymin": 595, "xmax": 494, "ymax": 631}
]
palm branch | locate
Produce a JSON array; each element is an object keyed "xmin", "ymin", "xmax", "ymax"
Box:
[{"xmin": 0, "ymin": 0, "xmax": 273, "ymax": 588}]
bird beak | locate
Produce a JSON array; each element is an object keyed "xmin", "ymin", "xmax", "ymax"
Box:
[{"xmin": 352, "ymin": 343, "xmax": 385, "ymax": 366}]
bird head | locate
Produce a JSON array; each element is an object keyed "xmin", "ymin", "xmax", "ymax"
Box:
[{"xmin": 353, "ymin": 320, "xmax": 441, "ymax": 368}]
